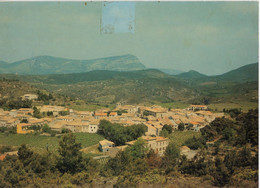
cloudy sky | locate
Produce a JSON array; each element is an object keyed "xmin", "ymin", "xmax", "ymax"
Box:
[{"xmin": 0, "ymin": 2, "xmax": 258, "ymax": 75}]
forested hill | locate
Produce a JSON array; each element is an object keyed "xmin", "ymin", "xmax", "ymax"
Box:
[
  {"xmin": 176, "ymin": 63, "xmax": 258, "ymax": 84},
  {"xmin": 0, "ymin": 54, "xmax": 146, "ymax": 75}
]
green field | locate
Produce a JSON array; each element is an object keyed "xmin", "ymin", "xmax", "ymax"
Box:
[
  {"xmin": 208, "ymin": 102, "xmax": 258, "ymax": 112},
  {"xmin": 170, "ymin": 131, "xmax": 201, "ymax": 147},
  {"xmin": 0, "ymin": 133, "xmax": 104, "ymax": 153}
]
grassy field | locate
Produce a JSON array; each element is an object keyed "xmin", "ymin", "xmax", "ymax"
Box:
[
  {"xmin": 208, "ymin": 101, "xmax": 258, "ymax": 112},
  {"xmin": 0, "ymin": 133, "xmax": 104, "ymax": 153},
  {"xmin": 170, "ymin": 131, "xmax": 201, "ymax": 147}
]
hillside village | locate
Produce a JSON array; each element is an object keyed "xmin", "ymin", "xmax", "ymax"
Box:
[{"xmin": 0, "ymin": 94, "xmax": 225, "ymax": 156}]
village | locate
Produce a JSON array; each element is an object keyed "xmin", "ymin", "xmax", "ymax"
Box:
[{"xmin": 0, "ymin": 93, "xmax": 225, "ymax": 158}]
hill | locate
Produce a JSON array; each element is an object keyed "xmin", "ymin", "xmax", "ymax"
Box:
[
  {"xmin": 0, "ymin": 69, "xmax": 198, "ymax": 104},
  {"xmin": 0, "ymin": 63, "xmax": 257, "ymax": 106},
  {"xmin": 157, "ymin": 68, "xmax": 184, "ymax": 75},
  {"xmin": 7, "ymin": 69, "xmax": 169, "ymax": 84},
  {"xmin": 0, "ymin": 54, "xmax": 146, "ymax": 75},
  {"xmin": 215, "ymin": 62, "xmax": 258, "ymax": 83},
  {"xmin": 177, "ymin": 70, "xmax": 208, "ymax": 79}
]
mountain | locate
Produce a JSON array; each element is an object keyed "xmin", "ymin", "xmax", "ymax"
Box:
[
  {"xmin": 3, "ymin": 69, "xmax": 169, "ymax": 85},
  {"xmin": 215, "ymin": 63, "xmax": 258, "ymax": 83},
  {"xmin": 0, "ymin": 54, "xmax": 146, "ymax": 75},
  {"xmin": 157, "ymin": 68, "xmax": 184, "ymax": 75},
  {"xmin": 177, "ymin": 70, "xmax": 208, "ymax": 79},
  {"xmin": 0, "ymin": 62, "xmax": 257, "ymax": 105},
  {"xmin": 176, "ymin": 63, "xmax": 258, "ymax": 84}
]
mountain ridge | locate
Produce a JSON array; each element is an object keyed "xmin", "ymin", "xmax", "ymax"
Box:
[{"xmin": 0, "ymin": 54, "xmax": 146, "ymax": 75}]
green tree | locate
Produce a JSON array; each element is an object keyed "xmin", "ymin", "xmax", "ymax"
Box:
[
  {"xmin": 18, "ymin": 144, "xmax": 34, "ymax": 167},
  {"xmin": 57, "ymin": 133, "xmax": 83, "ymax": 174},
  {"xmin": 162, "ymin": 142, "xmax": 180, "ymax": 173},
  {"xmin": 178, "ymin": 123, "xmax": 185, "ymax": 131},
  {"xmin": 162, "ymin": 124, "xmax": 173, "ymax": 134},
  {"xmin": 126, "ymin": 137, "xmax": 148, "ymax": 160}
]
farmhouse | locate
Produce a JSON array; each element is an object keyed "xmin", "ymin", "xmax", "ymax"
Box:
[{"xmin": 99, "ymin": 139, "xmax": 115, "ymax": 152}]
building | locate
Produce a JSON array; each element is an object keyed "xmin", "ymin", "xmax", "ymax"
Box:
[
  {"xmin": 126, "ymin": 136, "xmax": 169, "ymax": 156},
  {"xmin": 189, "ymin": 105, "xmax": 208, "ymax": 111},
  {"xmin": 18, "ymin": 108, "xmax": 34, "ymax": 115},
  {"xmin": 17, "ymin": 123, "xmax": 34, "ymax": 134},
  {"xmin": 109, "ymin": 112, "xmax": 117, "ymax": 117},
  {"xmin": 22, "ymin": 94, "xmax": 38, "ymax": 100},
  {"xmin": 94, "ymin": 112, "xmax": 107, "ymax": 119},
  {"xmin": 38, "ymin": 105, "xmax": 68, "ymax": 116},
  {"xmin": 99, "ymin": 139, "xmax": 115, "ymax": 152}
]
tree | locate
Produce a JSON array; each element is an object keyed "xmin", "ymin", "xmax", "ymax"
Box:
[
  {"xmin": 33, "ymin": 106, "xmax": 41, "ymax": 119},
  {"xmin": 57, "ymin": 133, "xmax": 83, "ymax": 174},
  {"xmin": 126, "ymin": 138, "xmax": 148, "ymax": 160},
  {"xmin": 162, "ymin": 142, "xmax": 180, "ymax": 173},
  {"xmin": 162, "ymin": 124, "xmax": 173, "ymax": 134},
  {"xmin": 42, "ymin": 124, "xmax": 51, "ymax": 133},
  {"xmin": 18, "ymin": 144, "xmax": 34, "ymax": 167},
  {"xmin": 178, "ymin": 123, "xmax": 185, "ymax": 131}
]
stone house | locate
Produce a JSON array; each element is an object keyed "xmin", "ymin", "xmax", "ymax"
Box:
[{"xmin": 99, "ymin": 139, "xmax": 115, "ymax": 152}]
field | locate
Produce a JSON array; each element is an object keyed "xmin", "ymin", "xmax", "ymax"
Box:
[
  {"xmin": 208, "ymin": 101, "xmax": 258, "ymax": 112},
  {"xmin": 0, "ymin": 133, "xmax": 104, "ymax": 153},
  {"xmin": 169, "ymin": 131, "xmax": 201, "ymax": 147}
]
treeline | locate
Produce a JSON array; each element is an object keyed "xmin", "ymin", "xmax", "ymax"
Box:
[
  {"xmin": 200, "ymin": 109, "xmax": 258, "ymax": 146},
  {"xmin": 0, "ymin": 98, "xmax": 32, "ymax": 110},
  {"xmin": 98, "ymin": 120, "xmax": 147, "ymax": 145},
  {"xmin": 0, "ymin": 134, "xmax": 99, "ymax": 187},
  {"xmin": 181, "ymin": 109, "xmax": 258, "ymax": 186}
]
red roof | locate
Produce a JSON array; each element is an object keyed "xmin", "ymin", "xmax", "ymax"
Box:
[{"xmin": 0, "ymin": 154, "xmax": 6, "ymax": 161}]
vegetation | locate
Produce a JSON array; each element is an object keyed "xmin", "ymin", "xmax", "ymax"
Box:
[
  {"xmin": 0, "ymin": 133, "xmax": 104, "ymax": 153},
  {"xmin": 98, "ymin": 120, "xmax": 147, "ymax": 146}
]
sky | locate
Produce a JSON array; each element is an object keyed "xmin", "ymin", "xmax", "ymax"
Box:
[{"xmin": 0, "ymin": 2, "xmax": 258, "ymax": 75}]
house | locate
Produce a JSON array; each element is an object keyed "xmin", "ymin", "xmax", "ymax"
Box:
[
  {"xmin": 0, "ymin": 154, "xmax": 6, "ymax": 161},
  {"xmin": 180, "ymin": 146, "xmax": 191, "ymax": 154},
  {"xmin": 94, "ymin": 112, "xmax": 107, "ymax": 119},
  {"xmin": 64, "ymin": 121, "xmax": 89, "ymax": 133},
  {"xmin": 145, "ymin": 124, "xmax": 157, "ymax": 136},
  {"xmin": 141, "ymin": 107, "xmax": 168, "ymax": 118},
  {"xmin": 18, "ymin": 108, "xmax": 34, "ymax": 115},
  {"xmin": 74, "ymin": 111, "xmax": 93, "ymax": 118},
  {"xmin": 38, "ymin": 105, "xmax": 68, "ymax": 116},
  {"xmin": 56, "ymin": 116, "xmax": 75, "ymax": 122},
  {"xmin": 99, "ymin": 139, "xmax": 115, "ymax": 152},
  {"xmin": 109, "ymin": 112, "xmax": 117, "ymax": 117},
  {"xmin": 49, "ymin": 121, "xmax": 66, "ymax": 132},
  {"xmin": 126, "ymin": 136, "xmax": 169, "ymax": 156},
  {"xmin": 22, "ymin": 94, "xmax": 38, "ymax": 100},
  {"xmin": 17, "ymin": 123, "xmax": 34, "ymax": 134},
  {"xmin": 88, "ymin": 120, "xmax": 99, "ymax": 133},
  {"xmin": 189, "ymin": 105, "xmax": 208, "ymax": 111}
]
